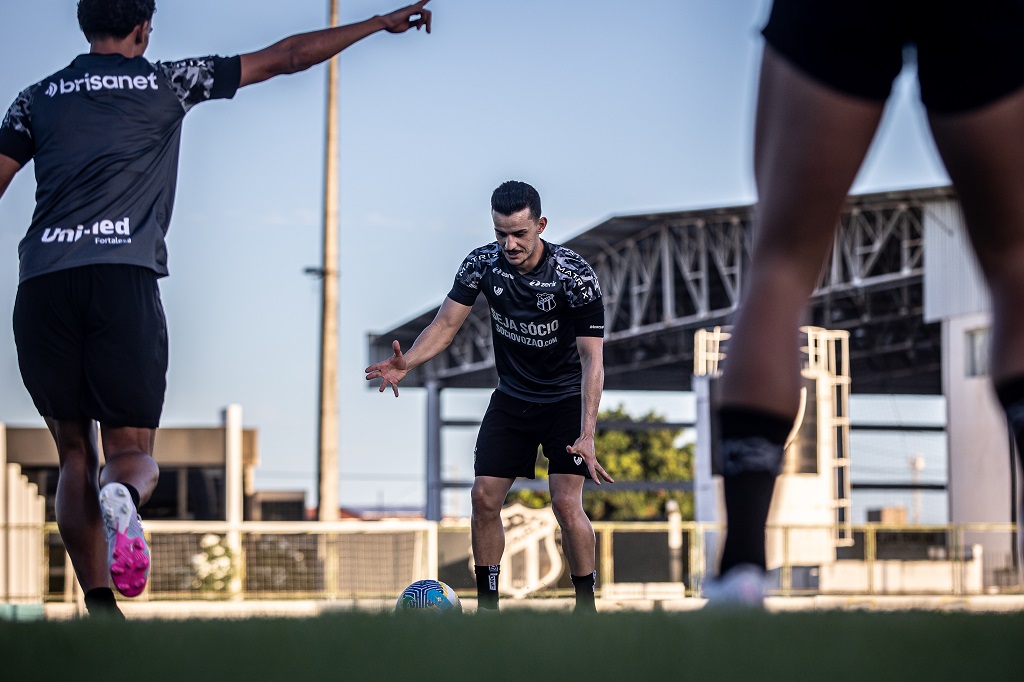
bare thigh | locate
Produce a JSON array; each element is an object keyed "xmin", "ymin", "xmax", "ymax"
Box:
[
  {"xmin": 720, "ymin": 47, "xmax": 885, "ymax": 411},
  {"xmin": 928, "ymin": 86, "xmax": 1024, "ymax": 380}
]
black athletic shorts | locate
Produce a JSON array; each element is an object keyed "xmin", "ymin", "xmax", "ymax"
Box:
[
  {"xmin": 13, "ymin": 265, "xmax": 168, "ymax": 427},
  {"xmin": 762, "ymin": 0, "xmax": 1024, "ymax": 113},
  {"xmin": 474, "ymin": 390, "xmax": 590, "ymax": 479}
]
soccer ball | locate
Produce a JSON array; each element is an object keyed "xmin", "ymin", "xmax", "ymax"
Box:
[{"xmin": 395, "ymin": 579, "xmax": 462, "ymax": 614}]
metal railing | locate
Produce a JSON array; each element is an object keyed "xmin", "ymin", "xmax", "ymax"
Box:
[{"xmin": 4, "ymin": 519, "xmax": 1020, "ymax": 605}]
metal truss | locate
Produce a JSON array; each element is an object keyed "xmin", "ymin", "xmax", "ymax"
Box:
[{"xmin": 593, "ymin": 214, "xmax": 747, "ymax": 340}]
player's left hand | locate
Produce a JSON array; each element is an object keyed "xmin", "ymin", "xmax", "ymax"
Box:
[
  {"xmin": 381, "ymin": 0, "xmax": 432, "ymax": 34},
  {"xmin": 568, "ymin": 435, "xmax": 614, "ymax": 485},
  {"xmin": 365, "ymin": 340, "xmax": 409, "ymax": 397}
]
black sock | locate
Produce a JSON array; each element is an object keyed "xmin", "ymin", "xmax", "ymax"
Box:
[
  {"xmin": 718, "ymin": 405, "xmax": 794, "ymax": 445},
  {"xmin": 121, "ymin": 483, "xmax": 142, "ymax": 510},
  {"xmin": 716, "ymin": 406, "xmax": 791, "ymax": 575},
  {"xmin": 475, "ymin": 565, "xmax": 500, "ymax": 610},
  {"xmin": 571, "ymin": 571, "xmax": 596, "ymax": 612},
  {"xmin": 995, "ymin": 376, "xmax": 1024, "ymax": 470},
  {"xmin": 84, "ymin": 587, "xmax": 124, "ymax": 619},
  {"xmin": 719, "ymin": 472, "xmax": 776, "ymax": 573}
]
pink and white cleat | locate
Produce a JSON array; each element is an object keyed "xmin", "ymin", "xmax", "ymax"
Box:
[{"xmin": 100, "ymin": 483, "xmax": 151, "ymax": 598}]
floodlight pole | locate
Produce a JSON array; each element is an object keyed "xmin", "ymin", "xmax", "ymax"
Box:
[{"xmin": 317, "ymin": 0, "xmax": 341, "ymax": 522}]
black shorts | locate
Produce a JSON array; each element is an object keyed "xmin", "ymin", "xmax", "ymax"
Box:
[
  {"xmin": 474, "ymin": 390, "xmax": 589, "ymax": 480},
  {"xmin": 13, "ymin": 265, "xmax": 168, "ymax": 427},
  {"xmin": 763, "ymin": 0, "xmax": 1024, "ymax": 112}
]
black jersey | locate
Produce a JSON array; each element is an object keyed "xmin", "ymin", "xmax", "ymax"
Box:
[
  {"xmin": 447, "ymin": 240, "xmax": 604, "ymax": 403},
  {"xmin": 0, "ymin": 53, "xmax": 241, "ymax": 283}
]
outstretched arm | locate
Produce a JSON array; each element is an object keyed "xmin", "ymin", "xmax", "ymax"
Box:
[
  {"xmin": 568, "ymin": 335, "xmax": 614, "ymax": 484},
  {"xmin": 239, "ymin": 0, "xmax": 432, "ymax": 88},
  {"xmin": 365, "ymin": 297, "xmax": 472, "ymax": 396},
  {"xmin": 0, "ymin": 154, "xmax": 21, "ymax": 202}
]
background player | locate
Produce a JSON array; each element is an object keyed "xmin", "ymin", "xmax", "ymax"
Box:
[
  {"xmin": 0, "ymin": 0, "xmax": 431, "ymax": 617},
  {"xmin": 707, "ymin": 0, "xmax": 1024, "ymax": 605},
  {"xmin": 366, "ymin": 180, "xmax": 613, "ymax": 613}
]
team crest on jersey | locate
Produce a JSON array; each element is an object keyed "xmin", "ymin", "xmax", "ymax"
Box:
[
  {"xmin": 493, "ymin": 286, "xmax": 503, "ymax": 296},
  {"xmin": 536, "ymin": 293, "xmax": 556, "ymax": 312}
]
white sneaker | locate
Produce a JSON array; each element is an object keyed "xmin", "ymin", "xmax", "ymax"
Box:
[{"xmin": 702, "ymin": 564, "xmax": 766, "ymax": 608}]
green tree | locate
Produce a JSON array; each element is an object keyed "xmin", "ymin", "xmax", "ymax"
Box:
[{"xmin": 507, "ymin": 405, "xmax": 694, "ymax": 521}]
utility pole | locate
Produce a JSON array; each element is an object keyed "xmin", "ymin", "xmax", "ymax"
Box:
[{"xmin": 316, "ymin": 0, "xmax": 341, "ymax": 521}]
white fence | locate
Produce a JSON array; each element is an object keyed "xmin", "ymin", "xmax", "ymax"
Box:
[
  {"xmin": 1, "ymin": 461, "xmax": 47, "ymax": 605},
  {"xmin": 3, "ymin": 514, "xmax": 1020, "ymax": 612}
]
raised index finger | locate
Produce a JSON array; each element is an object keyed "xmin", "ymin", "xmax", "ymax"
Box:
[{"xmin": 411, "ymin": 0, "xmax": 431, "ymax": 32}]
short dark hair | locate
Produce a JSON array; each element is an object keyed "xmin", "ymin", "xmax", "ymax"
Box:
[
  {"xmin": 491, "ymin": 180, "xmax": 542, "ymax": 221},
  {"xmin": 78, "ymin": 0, "xmax": 156, "ymax": 40}
]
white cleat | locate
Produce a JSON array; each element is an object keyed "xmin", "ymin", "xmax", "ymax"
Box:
[
  {"xmin": 702, "ymin": 564, "xmax": 767, "ymax": 608},
  {"xmin": 99, "ymin": 482, "xmax": 151, "ymax": 598}
]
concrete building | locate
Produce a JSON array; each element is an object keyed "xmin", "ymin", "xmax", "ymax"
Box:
[{"xmin": 3, "ymin": 407, "xmax": 260, "ymax": 522}]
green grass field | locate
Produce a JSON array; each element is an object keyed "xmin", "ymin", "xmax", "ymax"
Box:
[{"xmin": 3, "ymin": 610, "xmax": 1023, "ymax": 680}]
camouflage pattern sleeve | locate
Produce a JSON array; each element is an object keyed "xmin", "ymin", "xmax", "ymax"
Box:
[
  {"xmin": 0, "ymin": 86, "xmax": 36, "ymax": 164},
  {"xmin": 554, "ymin": 246, "xmax": 602, "ymax": 309},
  {"xmin": 155, "ymin": 56, "xmax": 241, "ymax": 112},
  {"xmin": 447, "ymin": 243, "xmax": 500, "ymax": 306}
]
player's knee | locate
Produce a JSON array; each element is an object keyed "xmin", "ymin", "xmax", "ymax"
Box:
[
  {"xmin": 470, "ymin": 486, "xmax": 503, "ymax": 516},
  {"xmin": 57, "ymin": 453, "xmax": 101, "ymax": 488},
  {"xmin": 56, "ymin": 440, "xmax": 101, "ymax": 473},
  {"xmin": 550, "ymin": 493, "xmax": 584, "ymax": 523}
]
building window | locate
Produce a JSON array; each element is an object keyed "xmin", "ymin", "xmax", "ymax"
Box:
[{"xmin": 965, "ymin": 327, "xmax": 990, "ymax": 377}]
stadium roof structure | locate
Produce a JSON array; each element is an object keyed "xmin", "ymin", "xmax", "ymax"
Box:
[{"xmin": 370, "ymin": 185, "xmax": 953, "ymax": 396}]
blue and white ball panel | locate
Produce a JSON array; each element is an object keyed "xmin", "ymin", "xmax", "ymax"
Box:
[{"xmin": 396, "ymin": 579, "xmax": 462, "ymax": 613}]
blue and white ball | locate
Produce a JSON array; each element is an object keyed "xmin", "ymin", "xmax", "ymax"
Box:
[{"xmin": 396, "ymin": 579, "xmax": 462, "ymax": 614}]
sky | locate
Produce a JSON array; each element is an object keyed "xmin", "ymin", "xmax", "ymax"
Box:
[{"xmin": 0, "ymin": 0, "xmax": 953, "ymax": 519}]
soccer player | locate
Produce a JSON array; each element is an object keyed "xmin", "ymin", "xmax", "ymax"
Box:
[
  {"xmin": 0, "ymin": 0, "xmax": 432, "ymax": 618},
  {"xmin": 366, "ymin": 180, "xmax": 613, "ymax": 613},
  {"xmin": 706, "ymin": 0, "xmax": 1024, "ymax": 605}
]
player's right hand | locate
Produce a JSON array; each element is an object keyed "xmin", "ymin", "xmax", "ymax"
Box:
[
  {"xmin": 381, "ymin": 0, "xmax": 432, "ymax": 34},
  {"xmin": 365, "ymin": 340, "xmax": 409, "ymax": 397}
]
